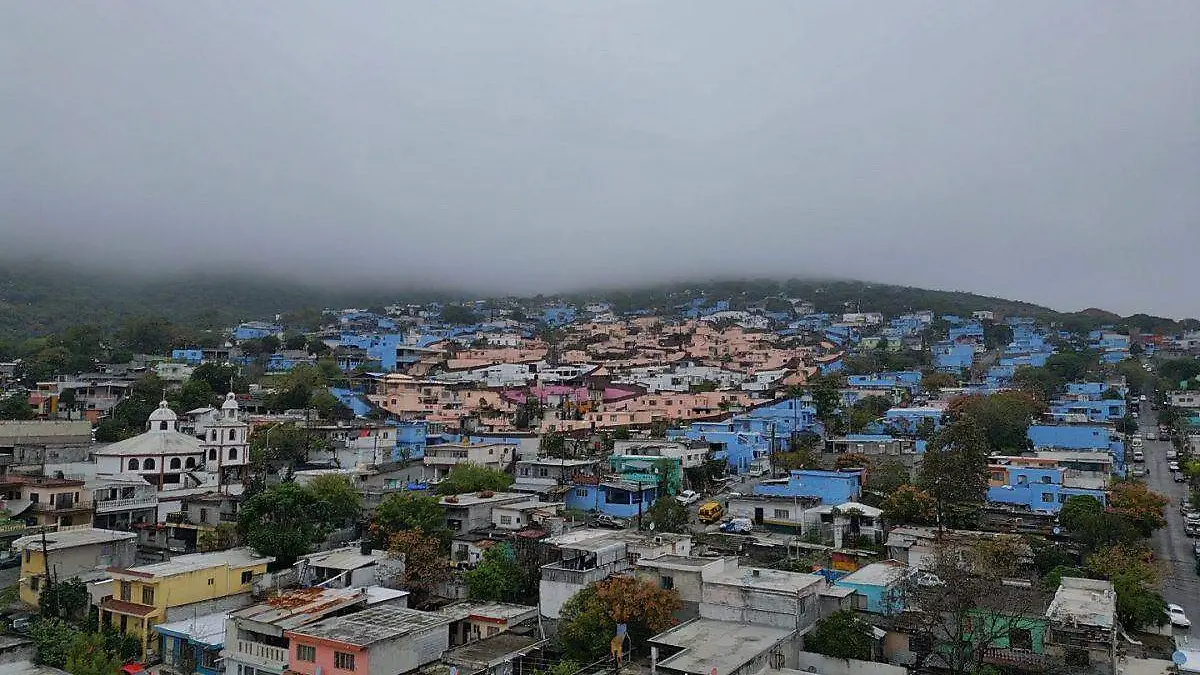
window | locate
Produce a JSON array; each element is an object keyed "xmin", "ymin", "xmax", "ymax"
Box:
[
  {"xmin": 207, "ymin": 578, "xmax": 214, "ymax": 586},
  {"xmin": 538, "ymin": 467, "xmax": 549, "ymax": 478},
  {"xmin": 296, "ymin": 645, "xmax": 317, "ymax": 663},
  {"xmin": 30, "ymin": 576, "xmax": 40, "ymax": 591},
  {"xmin": 186, "ymin": 458, "xmax": 196, "ymax": 468},
  {"xmin": 241, "ymin": 570, "xmax": 253, "ymax": 584},
  {"xmin": 144, "ymin": 458, "xmax": 156, "ymax": 470},
  {"xmin": 487, "ymin": 626, "xmax": 500, "ymax": 637},
  {"xmin": 159, "ymin": 421, "xmax": 168, "ymax": 431},
  {"xmin": 500, "ymin": 515, "xmax": 512, "ymax": 525},
  {"xmin": 128, "ymin": 459, "xmax": 140, "ymax": 471},
  {"xmin": 854, "ymin": 593, "xmax": 867, "ymax": 610},
  {"xmin": 200, "ymin": 508, "xmax": 208, "ymax": 522},
  {"xmin": 575, "ymin": 488, "xmax": 588, "ymax": 497},
  {"xmin": 229, "ymin": 429, "xmax": 237, "ymax": 441},
  {"xmin": 1040, "ymin": 475, "xmax": 1052, "ymax": 484},
  {"xmin": 120, "ymin": 582, "xmax": 131, "ymax": 601},
  {"xmin": 334, "ymin": 652, "xmax": 356, "ymax": 671},
  {"xmin": 170, "ymin": 458, "xmax": 181, "ymax": 470},
  {"xmin": 229, "ymin": 448, "xmax": 238, "ymax": 460},
  {"xmin": 142, "ymin": 587, "xmax": 155, "ymax": 605},
  {"xmin": 1010, "ymin": 627, "xmax": 1033, "ymax": 650},
  {"xmin": 660, "ymin": 575, "xmax": 674, "ymax": 590},
  {"xmin": 209, "ymin": 449, "xmax": 217, "ymax": 461},
  {"xmin": 1041, "ymin": 493, "xmax": 1055, "ymax": 503},
  {"xmin": 210, "ymin": 430, "xmax": 217, "ymax": 441},
  {"xmin": 773, "ymin": 509, "xmax": 789, "ymax": 519},
  {"xmin": 24, "ymin": 549, "xmax": 31, "ymax": 564}
]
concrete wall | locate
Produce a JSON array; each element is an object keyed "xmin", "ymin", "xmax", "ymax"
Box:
[
  {"xmin": 787, "ymin": 655, "xmax": 909, "ymax": 675},
  {"xmin": 700, "ymin": 583, "xmax": 819, "ymax": 632}
]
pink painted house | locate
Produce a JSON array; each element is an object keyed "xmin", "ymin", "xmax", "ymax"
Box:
[{"xmin": 285, "ymin": 605, "xmax": 452, "ymax": 675}]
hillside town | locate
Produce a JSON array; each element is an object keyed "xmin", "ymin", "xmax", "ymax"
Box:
[{"xmin": 2, "ymin": 295, "xmax": 1200, "ymax": 675}]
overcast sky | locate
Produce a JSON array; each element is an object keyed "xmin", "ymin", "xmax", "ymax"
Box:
[{"xmin": 2, "ymin": 2, "xmax": 1198, "ymax": 317}]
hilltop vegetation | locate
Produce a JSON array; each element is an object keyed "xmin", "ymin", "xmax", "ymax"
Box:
[{"xmin": 0, "ymin": 263, "xmax": 1193, "ymax": 346}]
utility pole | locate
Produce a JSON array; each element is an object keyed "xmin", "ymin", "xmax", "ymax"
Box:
[{"xmin": 40, "ymin": 526, "xmax": 51, "ymax": 601}]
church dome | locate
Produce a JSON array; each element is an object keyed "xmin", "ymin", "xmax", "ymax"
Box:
[
  {"xmin": 148, "ymin": 400, "xmax": 177, "ymax": 423},
  {"xmin": 221, "ymin": 392, "xmax": 239, "ymax": 411}
]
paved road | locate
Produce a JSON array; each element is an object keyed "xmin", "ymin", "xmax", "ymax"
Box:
[{"xmin": 1142, "ymin": 408, "xmax": 1200, "ymax": 635}]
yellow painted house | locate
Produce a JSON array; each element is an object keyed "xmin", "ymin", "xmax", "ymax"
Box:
[
  {"xmin": 13, "ymin": 527, "xmax": 139, "ymax": 607},
  {"xmin": 101, "ymin": 547, "xmax": 273, "ymax": 658}
]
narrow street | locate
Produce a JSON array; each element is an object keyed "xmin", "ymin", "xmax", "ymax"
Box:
[{"xmin": 1142, "ymin": 407, "xmax": 1200, "ymax": 638}]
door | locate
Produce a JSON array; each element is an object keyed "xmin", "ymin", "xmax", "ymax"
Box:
[{"xmin": 754, "ymin": 508, "xmax": 763, "ymax": 525}]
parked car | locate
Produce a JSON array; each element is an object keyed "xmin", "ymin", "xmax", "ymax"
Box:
[
  {"xmin": 1168, "ymin": 449, "xmax": 1178, "ymax": 460},
  {"xmin": 0, "ymin": 554, "xmax": 19, "ymax": 570},
  {"xmin": 746, "ymin": 466, "xmax": 766, "ymax": 478},
  {"xmin": 1145, "ymin": 433, "xmax": 1156, "ymax": 441},
  {"xmin": 676, "ymin": 490, "xmax": 701, "ymax": 506},
  {"xmin": 1193, "ymin": 540, "xmax": 1200, "ymax": 558},
  {"xmin": 1132, "ymin": 467, "xmax": 1147, "ymax": 478},
  {"xmin": 1170, "ymin": 461, "xmax": 1181, "ymax": 472},
  {"xmin": 698, "ymin": 501, "xmax": 725, "ymax": 524},
  {"xmin": 720, "ymin": 517, "xmax": 753, "ymax": 534},
  {"xmin": 1167, "ymin": 604, "xmax": 1191, "ymax": 628},
  {"xmin": 591, "ymin": 514, "xmax": 629, "ymax": 529},
  {"xmin": 1176, "ymin": 472, "xmax": 1188, "ymax": 483},
  {"xmin": 10, "ymin": 615, "xmax": 31, "ymax": 633}
]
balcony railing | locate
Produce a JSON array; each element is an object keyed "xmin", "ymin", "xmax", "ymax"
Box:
[
  {"xmin": 234, "ymin": 639, "xmax": 288, "ymax": 668},
  {"xmin": 95, "ymin": 496, "xmax": 158, "ymax": 514}
]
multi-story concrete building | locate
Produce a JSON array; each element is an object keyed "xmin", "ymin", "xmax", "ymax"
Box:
[
  {"xmin": 13, "ymin": 527, "xmax": 138, "ymax": 607},
  {"xmin": 285, "ymin": 606, "xmax": 454, "ymax": 675},
  {"xmin": 423, "ymin": 442, "xmax": 515, "ymax": 482},
  {"xmin": 223, "ymin": 587, "xmax": 372, "ymax": 675},
  {"xmin": 102, "ymin": 548, "xmax": 273, "ymax": 657}
]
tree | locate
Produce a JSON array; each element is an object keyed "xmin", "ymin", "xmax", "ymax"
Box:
[
  {"xmin": 198, "ymin": 522, "xmax": 240, "ymax": 552},
  {"xmin": 834, "ymin": 453, "xmax": 871, "ymax": 471},
  {"xmin": 435, "ymin": 464, "xmax": 515, "ymax": 495},
  {"xmin": 919, "ymin": 419, "xmax": 989, "ymax": 530},
  {"xmin": 646, "ymin": 497, "xmax": 689, "ymax": 534},
  {"xmin": 249, "ymin": 423, "xmax": 315, "ymax": 463},
  {"xmin": 866, "ymin": 457, "xmax": 909, "ymax": 494},
  {"xmin": 310, "ymin": 390, "xmax": 351, "ymax": 421},
  {"xmin": 847, "ymin": 396, "xmax": 892, "ymax": 433},
  {"xmin": 30, "ymin": 617, "xmax": 84, "ymax": 668},
  {"xmin": 558, "ymin": 577, "xmax": 681, "ymax": 662},
  {"xmin": 807, "ymin": 376, "xmax": 842, "ymax": 428},
  {"xmin": 1107, "ymin": 480, "xmax": 1168, "ymax": 535},
  {"xmin": 66, "ymin": 632, "xmax": 124, "ymax": 675},
  {"xmin": 465, "ymin": 542, "xmax": 525, "ymax": 602},
  {"xmin": 388, "ymin": 529, "xmax": 449, "ymax": 608},
  {"xmin": 441, "ymin": 304, "xmax": 480, "ymax": 325},
  {"xmin": 117, "ymin": 315, "xmax": 173, "ymax": 355},
  {"xmin": 39, "ymin": 577, "xmax": 90, "ymax": 623},
  {"xmin": 539, "ymin": 433, "xmax": 567, "ymax": 459},
  {"xmin": 237, "ymin": 482, "xmax": 327, "ymax": 565},
  {"xmin": 947, "ymin": 391, "xmax": 1043, "ymax": 453},
  {"xmin": 1011, "ymin": 366, "xmax": 1064, "ymax": 402},
  {"xmin": 902, "ymin": 545, "xmax": 1044, "ymax": 675},
  {"xmin": 804, "ymin": 610, "xmax": 874, "ymax": 660},
  {"xmin": 190, "ymin": 363, "xmax": 247, "ymax": 394},
  {"xmin": 0, "ymin": 392, "xmax": 34, "ymax": 420},
  {"xmin": 174, "ymin": 378, "xmax": 214, "ymax": 413},
  {"xmin": 1086, "ymin": 543, "xmax": 1159, "ymax": 585},
  {"xmin": 371, "ymin": 493, "xmax": 448, "ymax": 543},
  {"xmin": 307, "ymin": 474, "xmax": 363, "ymax": 528},
  {"xmin": 1112, "ymin": 574, "xmax": 1168, "ymax": 631},
  {"xmin": 774, "ymin": 448, "xmax": 818, "ymax": 471},
  {"xmin": 882, "ymin": 485, "xmax": 937, "ymax": 526}
]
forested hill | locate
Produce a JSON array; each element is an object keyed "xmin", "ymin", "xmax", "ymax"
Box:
[{"xmin": 0, "ymin": 263, "xmax": 1192, "ymax": 343}]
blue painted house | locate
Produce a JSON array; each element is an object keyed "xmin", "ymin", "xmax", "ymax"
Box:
[
  {"xmin": 565, "ymin": 480, "xmax": 659, "ymax": 519},
  {"xmin": 1027, "ymin": 424, "xmax": 1125, "ymax": 467},
  {"xmin": 154, "ymin": 611, "xmax": 226, "ymax": 675},
  {"xmin": 933, "ymin": 343, "xmax": 975, "ymax": 372},
  {"xmin": 882, "ymin": 407, "xmax": 945, "ymax": 434},
  {"xmin": 233, "ymin": 322, "xmax": 280, "ymax": 341},
  {"xmin": 1048, "ymin": 399, "xmax": 1127, "ymax": 423},
  {"xmin": 987, "ymin": 463, "xmax": 1108, "ymax": 514},
  {"xmin": 171, "ymin": 349, "xmax": 205, "ymax": 365},
  {"xmin": 754, "ymin": 469, "xmax": 862, "ymax": 504},
  {"xmin": 541, "ymin": 306, "xmax": 578, "ymax": 326},
  {"xmin": 670, "ymin": 422, "xmax": 769, "ymax": 474},
  {"xmin": 834, "ymin": 561, "xmax": 914, "ymax": 614}
]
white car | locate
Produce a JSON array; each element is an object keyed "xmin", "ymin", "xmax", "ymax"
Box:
[
  {"xmin": 676, "ymin": 490, "xmax": 701, "ymax": 506},
  {"xmin": 1168, "ymin": 450, "xmax": 1178, "ymax": 460},
  {"xmin": 1170, "ymin": 461, "xmax": 1181, "ymax": 472},
  {"xmin": 1167, "ymin": 604, "xmax": 1191, "ymax": 628},
  {"xmin": 1141, "ymin": 394, "xmax": 1148, "ymax": 401},
  {"xmin": 1145, "ymin": 433, "xmax": 1156, "ymax": 441}
]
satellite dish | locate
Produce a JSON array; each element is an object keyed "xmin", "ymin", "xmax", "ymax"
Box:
[{"xmin": 1174, "ymin": 651, "xmax": 1189, "ymax": 665}]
